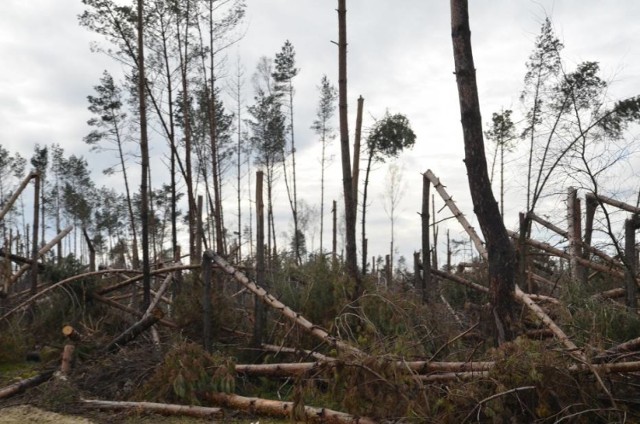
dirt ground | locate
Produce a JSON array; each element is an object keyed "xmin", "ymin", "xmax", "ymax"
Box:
[{"xmin": 0, "ymin": 405, "xmax": 95, "ymax": 424}]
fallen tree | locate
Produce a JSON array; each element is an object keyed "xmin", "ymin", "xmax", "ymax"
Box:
[
  {"xmin": 81, "ymin": 399, "xmax": 222, "ymax": 419},
  {"xmin": 205, "ymin": 392, "xmax": 376, "ymax": 424}
]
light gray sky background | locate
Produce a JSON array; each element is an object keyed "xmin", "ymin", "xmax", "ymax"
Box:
[{"xmin": 1, "ymin": 1, "xmax": 639, "ymax": 266}]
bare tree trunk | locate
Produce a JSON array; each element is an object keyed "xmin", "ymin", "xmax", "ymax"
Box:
[
  {"xmin": 254, "ymin": 171, "xmax": 266, "ymax": 348},
  {"xmin": 137, "ymin": 0, "xmax": 151, "ymax": 311},
  {"xmin": 567, "ymin": 187, "xmax": 584, "ymax": 283},
  {"xmin": 337, "ymin": 0, "xmax": 359, "ymax": 292},
  {"xmin": 361, "ymin": 153, "xmax": 373, "ymax": 274},
  {"xmin": 352, "ymin": 95, "xmax": 364, "ymax": 220},
  {"xmin": 175, "ymin": 0, "xmax": 197, "ymax": 264},
  {"xmin": 30, "ymin": 173, "xmax": 40, "ymax": 296},
  {"xmin": 82, "ymin": 227, "xmax": 96, "ymax": 272},
  {"xmin": 450, "ymin": 0, "xmax": 516, "ymax": 342},
  {"xmin": 432, "ymin": 194, "xmax": 438, "ymax": 269},
  {"xmin": 202, "ymin": 251, "xmax": 213, "ymax": 352},
  {"xmin": 421, "ymin": 174, "xmax": 431, "ymax": 302},
  {"xmin": 81, "ymin": 399, "xmax": 222, "ymax": 419},
  {"xmin": 332, "ymin": 200, "xmax": 337, "ymax": 268}
]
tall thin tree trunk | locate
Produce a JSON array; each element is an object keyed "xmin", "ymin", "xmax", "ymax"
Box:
[
  {"xmin": 206, "ymin": 0, "xmax": 224, "ymax": 255},
  {"xmin": 288, "ymin": 79, "xmax": 300, "ymax": 264},
  {"xmin": 236, "ymin": 59, "xmax": 243, "ymax": 260},
  {"xmin": 138, "ymin": 0, "xmax": 151, "ymax": 310},
  {"xmin": 337, "ymin": 0, "xmax": 359, "ymax": 291},
  {"xmin": 159, "ymin": 13, "xmax": 178, "ymax": 261},
  {"xmin": 332, "ymin": 200, "xmax": 337, "ymax": 267},
  {"xmin": 421, "ymin": 174, "xmax": 431, "ymax": 303},
  {"xmin": 352, "ymin": 95, "xmax": 364, "ymax": 221},
  {"xmin": 30, "ymin": 173, "xmax": 40, "ymax": 296},
  {"xmin": 253, "ymin": 171, "xmax": 265, "ymax": 347},
  {"xmin": 450, "ymin": 0, "xmax": 516, "ymax": 343},
  {"xmin": 361, "ymin": 153, "xmax": 373, "ymax": 274},
  {"xmin": 176, "ymin": 0, "xmax": 197, "ymax": 264}
]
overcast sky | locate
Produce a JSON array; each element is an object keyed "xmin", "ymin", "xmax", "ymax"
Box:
[{"xmin": 1, "ymin": 1, "xmax": 639, "ymax": 267}]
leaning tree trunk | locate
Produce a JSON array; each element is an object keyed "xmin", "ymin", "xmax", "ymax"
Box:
[{"xmin": 450, "ymin": 0, "xmax": 516, "ymax": 343}]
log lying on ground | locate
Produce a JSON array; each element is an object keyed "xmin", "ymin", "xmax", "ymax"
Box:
[
  {"xmin": 205, "ymin": 392, "xmax": 376, "ymax": 424},
  {"xmin": 81, "ymin": 399, "xmax": 222, "ymax": 418},
  {"xmin": 514, "ymin": 286, "xmax": 585, "ymax": 362},
  {"xmin": 234, "ymin": 360, "xmax": 495, "ymax": 378},
  {"xmin": 104, "ymin": 307, "xmax": 164, "ymax": 353},
  {"xmin": 261, "ymin": 343, "xmax": 332, "ymax": 361},
  {"xmin": 210, "ymin": 252, "xmax": 362, "ymax": 356},
  {"xmin": 0, "ymin": 369, "xmax": 55, "ymax": 400},
  {"xmin": 595, "ymin": 336, "xmax": 640, "ymax": 362}
]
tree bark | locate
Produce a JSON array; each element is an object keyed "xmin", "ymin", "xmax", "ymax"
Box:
[
  {"xmin": 205, "ymin": 392, "xmax": 375, "ymax": 424},
  {"xmin": 337, "ymin": 0, "xmax": 359, "ymax": 292},
  {"xmin": 450, "ymin": 0, "xmax": 516, "ymax": 342},
  {"xmin": 421, "ymin": 174, "xmax": 431, "ymax": 302},
  {"xmin": 253, "ymin": 171, "xmax": 266, "ymax": 348},
  {"xmin": 81, "ymin": 399, "xmax": 222, "ymax": 418},
  {"xmin": 137, "ymin": 0, "xmax": 151, "ymax": 311},
  {"xmin": 30, "ymin": 172, "xmax": 40, "ymax": 296},
  {"xmin": 352, "ymin": 95, "xmax": 364, "ymax": 220},
  {"xmin": 104, "ymin": 307, "xmax": 164, "ymax": 353},
  {"xmin": 0, "ymin": 369, "xmax": 54, "ymax": 400},
  {"xmin": 211, "ymin": 253, "xmax": 362, "ymax": 356}
]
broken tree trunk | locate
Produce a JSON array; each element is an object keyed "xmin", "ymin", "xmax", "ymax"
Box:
[
  {"xmin": 7, "ymin": 225, "xmax": 73, "ymax": 288},
  {"xmin": 234, "ymin": 360, "xmax": 494, "ymax": 378},
  {"xmin": 211, "ymin": 253, "xmax": 362, "ymax": 356},
  {"xmin": 587, "ymin": 192, "xmax": 640, "ymax": 215},
  {"xmin": 424, "ymin": 169, "xmax": 486, "ymax": 259},
  {"xmin": 0, "ymin": 171, "xmax": 37, "ymax": 221},
  {"xmin": 421, "ymin": 173, "xmax": 431, "ymax": 302},
  {"xmin": 508, "ymin": 230, "xmax": 631, "ymax": 281},
  {"xmin": 104, "ymin": 307, "xmax": 164, "ymax": 353},
  {"xmin": 567, "ymin": 188, "xmax": 585, "ymax": 283},
  {"xmin": 205, "ymin": 392, "xmax": 375, "ymax": 423},
  {"xmin": 81, "ymin": 399, "xmax": 222, "ymax": 419},
  {"xmin": 82, "ymin": 227, "xmax": 96, "ymax": 272},
  {"xmin": 0, "ymin": 369, "xmax": 54, "ymax": 400},
  {"xmin": 60, "ymin": 344, "xmax": 75, "ymax": 376}
]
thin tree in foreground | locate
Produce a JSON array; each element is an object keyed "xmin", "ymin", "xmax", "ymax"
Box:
[
  {"xmin": 311, "ymin": 75, "xmax": 338, "ymax": 254},
  {"xmin": 450, "ymin": 0, "xmax": 516, "ymax": 343}
]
